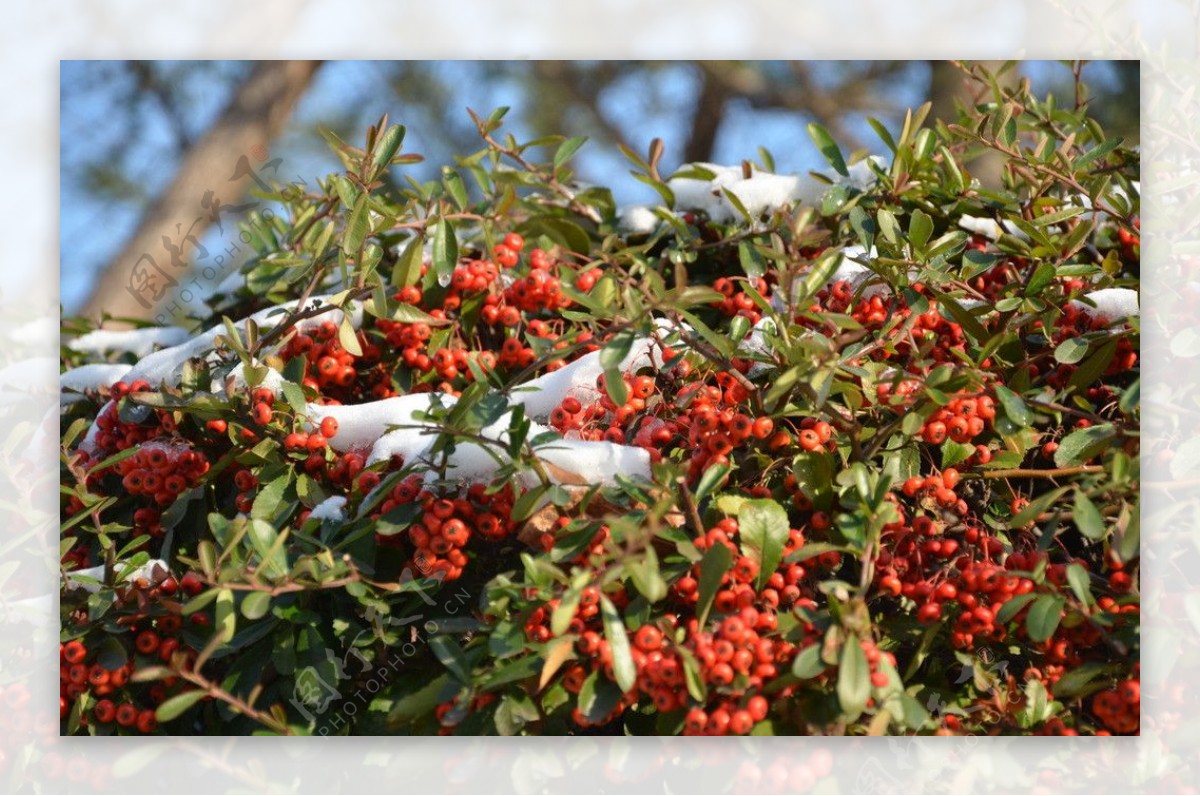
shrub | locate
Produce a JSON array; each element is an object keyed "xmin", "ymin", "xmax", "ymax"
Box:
[{"xmin": 60, "ymin": 68, "xmax": 1139, "ymax": 736}]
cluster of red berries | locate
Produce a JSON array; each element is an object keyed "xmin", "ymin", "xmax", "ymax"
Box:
[
  {"xmin": 1092, "ymin": 677, "xmax": 1140, "ymax": 734},
  {"xmin": 280, "ymin": 319, "xmax": 390, "ymax": 400},
  {"xmin": 712, "ymin": 277, "xmax": 769, "ymax": 323},
  {"xmin": 364, "ymin": 477, "xmax": 519, "ymax": 582},
  {"xmin": 85, "ymin": 380, "xmax": 170, "ymax": 457},
  {"xmin": 59, "ymin": 570, "xmax": 207, "ymax": 735},
  {"xmin": 114, "ymin": 443, "xmax": 210, "ymax": 506}
]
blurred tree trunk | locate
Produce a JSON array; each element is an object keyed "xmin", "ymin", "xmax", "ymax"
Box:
[
  {"xmin": 80, "ymin": 60, "xmax": 322, "ymax": 325},
  {"xmin": 684, "ymin": 67, "xmax": 730, "ymax": 163},
  {"xmin": 928, "ymin": 60, "xmax": 1016, "ymax": 189}
]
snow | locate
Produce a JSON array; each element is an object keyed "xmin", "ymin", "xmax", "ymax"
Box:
[
  {"xmin": 309, "ymin": 496, "xmax": 347, "ymax": 522},
  {"xmin": 122, "ymin": 295, "xmax": 363, "ymax": 388},
  {"xmin": 367, "ymin": 403, "xmax": 651, "ymax": 488},
  {"xmin": 1072, "ymin": 288, "xmax": 1139, "ymax": 322},
  {"xmin": 531, "ymin": 437, "xmax": 651, "ymax": 486},
  {"xmin": 667, "ymin": 156, "xmax": 885, "ymax": 223},
  {"xmin": 772, "ymin": 245, "xmax": 888, "ymax": 314},
  {"xmin": 308, "ymin": 392, "xmax": 457, "ymax": 454},
  {"xmin": 840, "ymin": 156, "xmax": 887, "ymax": 192},
  {"xmin": 68, "ymin": 326, "xmax": 191, "ymax": 358},
  {"xmin": 738, "ymin": 317, "xmax": 779, "ymax": 377},
  {"xmin": 367, "ymin": 424, "xmax": 445, "ymax": 467},
  {"xmin": 64, "ymin": 558, "xmax": 169, "ymax": 593},
  {"xmin": 617, "ymin": 204, "xmax": 663, "ymax": 235},
  {"xmin": 61, "ymin": 363, "xmax": 132, "ymax": 393},
  {"xmin": 828, "ymin": 245, "xmax": 880, "ymax": 290},
  {"xmin": 958, "ymin": 215, "xmax": 1029, "ymax": 242},
  {"xmin": 509, "ymin": 322, "xmax": 675, "ymax": 419},
  {"xmin": 217, "ymin": 360, "xmax": 285, "ymax": 396}
]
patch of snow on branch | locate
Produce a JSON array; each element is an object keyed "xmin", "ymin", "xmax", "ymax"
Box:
[
  {"xmin": 1072, "ymin": 288, "xmax": 1139, "ymax": 322},
  {"xmin": 64, "ymin": 558, "xmax": 169, "ymax": 594},
  {"xmin": 123, "ymin": 296, "xmax": 362, "ymax": 388},
  {"xmin": 61, "ymin": 364, "xmax": 132, "ymax": 395},
  {"xmin": 617, "ymin": 205, "xmax": 663, "ymax": 235},
  {"xmin": 69, "ymin": 326, "xmax": 191, "ymax": 358},
  {"xmin": 309, "ymin": 393, "xmax": 457, "ymax": 454},
  {"xmin": 509, "ymin": 320, "xmax": 678, "ymax": 419},
  {"xmin": 666, "ymin": 156, "xmax": 886, "ymax": 224},
  {"xmin": 958, "ymin": 215, "xmax": 1029, "ymax": 242},
  {"xmin": 309, "ymin": 496, "xmax": 347, "ymax": 522}
]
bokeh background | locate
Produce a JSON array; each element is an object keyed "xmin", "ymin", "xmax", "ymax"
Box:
[{"xmin": 60, "ymin": 60, "xmax": 1139, "ymax": 321}]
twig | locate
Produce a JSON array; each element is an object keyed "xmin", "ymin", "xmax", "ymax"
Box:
[{"xmin": 973, "ymin": 465, "xmax": 1104, "ymax": 479}]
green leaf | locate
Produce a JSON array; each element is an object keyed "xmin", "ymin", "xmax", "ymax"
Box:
[
  {"xmin": 155, "ymin": 690, "xmax": 207, "ymax": 723},
  {"xmin": 1052, "ymin": 662, "xmax": 1113, "ymax": 698},
  {"xmin": 1026, "ymin": 595, "xmax": 1065, "ymax": 642},
  {"xmin": 1065, "ymin": 563, "xmax": 1093, "ymax": 606},
  {"xmin": 1009, "ymin": 486, "xmax": 1070, "ymax": 529},
  {"xmin": 1072, "ymin": 490, "xmax": 1106, "ymax": 541},
  {"xmin": 1054, "ymin": 423, "xmax": 1117, "ymax": 468},
  {"xmin": 1069, "ymin": 340, "xmax": 1116, "ymax": 391},
  {"xmin": 1119, "ymin": 377, "xmax": 1139, "ymax": 416},
  {"xmin": 995, "ymin": 385, "xmax": 1034, "ymax": 427},
  {"xmin": 996, "ymin": 592, "xmax": 1038, "ymax": 624},
  {"xmin": 1054, "ymin": 337, "xmax": 1090, "ymax": 364},
  {"xmin": 1117, "ymin": 502, "xmax": 1139, "ymax": 563},
  {"xmin": 388, "ymin": 674, "xmax": 449, "ymax": 724},
  {"xmin": 1074, "ymin": 136, "xmax": 1123, "ymax": 171},
  {"xmin": 908, "ymin": 209, "xmax": 933, "ymax": 253},
  {"xmin": 391, "ymin": 234, "xmax": 425, "ymax": 288},
  {"xmin": 738, "ymin": 241, "xmax": 766, "ymax": 280},
  {"xmin": 371, "ymin": 124, "xmax": 406, "ymax": 174},
  {"xmin": 941, "ymin": 440, "xmax": 975, "ymax": 468},
  {"xmin": 737, "ymin": 499, "xmax": 790, "ymax": 591},
  {"xmin": 552, "ymin": 572, "xmax": 590, "ymax": 636},
  {"xmin": 629, "ymin": 546, "xmax": 668, "ymax": 603},
  {"xmin": 599, "ymin": 595, "xmax": 636, "ymax": 692},
  {"xmin": 391, "ymin": 302, "xmax": 451, "ymax": 326},
  {"xmin": 240, "ymin": 591, "xmax": 271, "ymax": 620},
  {"xmin": 215, "ymin": 588, "xmax": 236, "ymax": 642},
  {"xmin": 95, "ymin": 636, "xmax": 128, "ymax": 671},
  {"xmin": 431, "ymin": 218, "xmax": 458, "ymax": 286},
  {"xmin": 694, "ymin": 461, "xmax": 731, "ymax": 503},
  {"xmin": 342, "ymin": 193, "xmax": 370, "ymax": 256},
  {"xmin": 554, "ymin": 136, "xmax": 588, "ymax": 169},
  {"xmin": 792, "ymin": 643, "xmax": 825, "ymax": 679},
  {"xmin": 1025, "ymin": 262, "xmax": 1057, "ymax": 296},
  {"xmin": 441, "ymin": 167, "xmax": 469, "ymax": 211},
  {"xmin": 599, "ymin": 329, "xmax": 634, "ymax": 408},
  {"xmin": 695, "ymin": 542, "xmax": 732, "ymax": 628},
  {"xmin": 837, "ymin": 637, "xmax": 870, "ymax": 720},
  {"xmin": 429, "ymin": 635, "xmax": 472, "ymax": 685},
  {"xmin": 251, "ymin": 473, "xmax": 292, "ymax": 523},
  {"xmin": 807, "ymin": 122, "xmax": 848, "ymax": 177},
  {"xmin": 577, "ymin": 670, "xmax": 623, "ymax": 724},
  {"xmin": 933, "ymin": 291, "xmax": 989, "ymax": 345},
  {"xmin": 338, "ymin": 313, "xmax": 363, "ymax": 357}
]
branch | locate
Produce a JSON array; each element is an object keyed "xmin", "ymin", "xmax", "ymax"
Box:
[{"xmin": 80, "ymin": 61, "xmax": 323, "ymax": 324}]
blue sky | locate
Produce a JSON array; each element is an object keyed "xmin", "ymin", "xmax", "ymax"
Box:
[{"xmin": 59, "ymin": 60, "xmax": 1108, "ymax": 314}]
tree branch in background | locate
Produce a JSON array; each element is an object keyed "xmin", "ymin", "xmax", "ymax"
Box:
[
  {"xmin": 81, "ymin": 60, "xmax": 323, "ymax": 325},
  {"xmin": 530, "ymin": 61, "xmax": 636, "ymax": 157},
  {"xmin": 684, "ymin": 67, "xmax": 731, "ymax": 163},
  {"xmin": 928, "ymin": 60, "xmax": 1017, "ymax": 189}
]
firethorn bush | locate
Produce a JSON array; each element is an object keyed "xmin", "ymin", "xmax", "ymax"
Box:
[{"xmin": 60, "ymin": 68, "xmax": 1139, "ymax": 736}]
